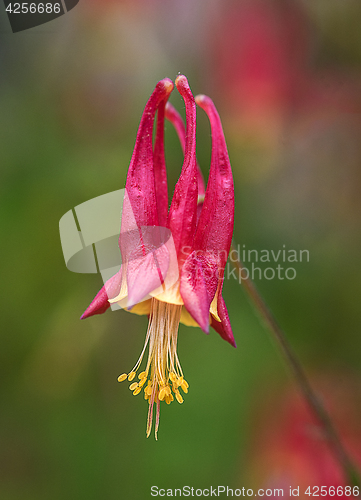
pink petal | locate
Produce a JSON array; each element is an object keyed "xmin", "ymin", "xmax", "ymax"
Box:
[
  {"xmin": 120, "ymin": 79, "xmax": 173, "ymax": 257},
  {"xmin": 180, "ymin": 251, "xmax": 218, "ymax": 333},
  {"xmin": 165, "ymin": 102, "xmax": 186, "ymax": 151},
  {"xmin": 193, "ymin": 94, "xmax": 235, "ymax": 347},
  {"xmin": 165, "ymin": 102, "xmax": 206, "ymax": 201},
  {"xmin": 153, "ymin": 98, "xmax": 170, "ymax": 228},
  {"xmin": 210, "ymin": 295, "xmax": 236, "ymax": 348},
  {"xmin": 167, "ymin": 76, "xmax": 198, "ymax": 266},
  {"xmin": 81, "ymin": 268, "xmax": 123, "ymax": 319},
  {"xmin": 194, "ymin": 94, "xmax": 234, "ymax": 279},
  {"xmin": 126, "ymin": 234, "xmax": 170, "ymax": 308}
]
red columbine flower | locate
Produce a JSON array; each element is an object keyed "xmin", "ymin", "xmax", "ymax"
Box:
[{"xmin": 81, "ymin": 75, "xmax": 235, "ymax": 438}]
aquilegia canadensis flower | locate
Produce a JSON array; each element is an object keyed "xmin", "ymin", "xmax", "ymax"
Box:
[{"xmin": 81, "ymin": 75, "xmax": 235, "ymax": 438}]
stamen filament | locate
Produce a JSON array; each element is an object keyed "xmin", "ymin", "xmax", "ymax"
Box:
[{"xmin": 117, "ymin": 298, "xmax": 189, "ymax": 438}]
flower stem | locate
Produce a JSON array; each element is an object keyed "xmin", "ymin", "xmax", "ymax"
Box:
[{"xmin": 231, "ymin": 244, "xmax": 360, "ymax": 486}]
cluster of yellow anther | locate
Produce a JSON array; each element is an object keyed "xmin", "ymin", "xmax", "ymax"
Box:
[
  {"xmin": 116, "ymin": 299, "xmax": 188, "ymax": 439},
  {"xmin": 118, "ymin": 369, "xmax": 189, "ymax": 405}
]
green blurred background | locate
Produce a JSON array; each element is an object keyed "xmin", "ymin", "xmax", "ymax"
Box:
[{"xmin": 1, "ymin": 1, "xmax": 361, "ymax": 498}]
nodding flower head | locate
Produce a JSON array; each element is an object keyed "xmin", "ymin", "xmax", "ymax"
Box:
[{"xmin": 81, "ymin": 76, "xmax": 235, "ymax": 439}]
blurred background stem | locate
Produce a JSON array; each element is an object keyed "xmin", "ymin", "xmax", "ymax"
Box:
[{"xmin": 231, "ymin": 243, "xmax": 360, "ymax": 487}]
